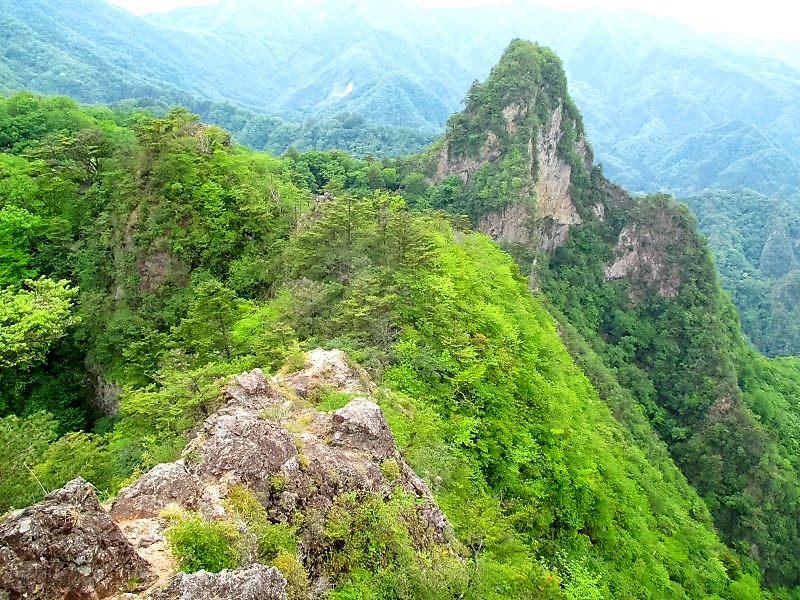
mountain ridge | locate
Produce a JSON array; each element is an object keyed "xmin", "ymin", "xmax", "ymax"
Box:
[
  {"xmin": 3, "ymin": 21, "xmax": 800, "ymax": 599},
  {"xmin": 406, "ymin": 39, "xmax": 800, "ymax": 587}
]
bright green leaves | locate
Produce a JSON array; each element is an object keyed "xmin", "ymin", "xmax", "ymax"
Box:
[
  {"xmin": 32, "ymin": 432, "xmax": 117, "ymax": 499},
  {"xmin": 164, "ymin": 512, "xmax": 241, "ymax": 573},
  {"xmin": 0, "ymin": 205, "xmax": 44, "ymax": 286},
  {"xmin": 0, "ymin": 412, "xmax": 59, "ymax": 510},
  {"xmin": 0, "ymin": 93, "xmax": 93, "ymax": 153},
  {"xmin": 172, "ymin": 279, "xmax": 249, "ymax": 364},
  {"xmin": 323, "ymin": 489, "xmax": 472, "ymax": 599},
  {"xmin": 0, "ymin": 277, "xmax": 78, "ymax": 370}
]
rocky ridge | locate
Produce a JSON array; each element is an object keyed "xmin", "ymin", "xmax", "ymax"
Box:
[{"xmin": 0, "ymin": 349, "xmax": 452, "ymax": 599}]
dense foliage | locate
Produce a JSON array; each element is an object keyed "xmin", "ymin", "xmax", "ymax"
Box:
[
  {"xmin": 535, "ymin": 194, "xmax": 800, "ymax": 588},
  {"xmin": 0, "ymin": 90, "xmax": 787, "ymax": 598},
  {"xmin": 399, "ymin": 40, "xmax": 800, "ymax": 594}
]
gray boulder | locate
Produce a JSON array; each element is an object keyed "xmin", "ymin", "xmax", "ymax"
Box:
[
  {"xmin": 110, "ymin": 462, "xmax": 208, "ymax": 520},
  {"xmin": 224, "ymin": 369, "xmax": 281, "ymax": 410},
  {"xmin": 192, "ymin": 408, "xmax": 297, "ymax": 486},
  {"xmin": 148, "ymin": 565, "xmax": 286, "ymax": 600},
  {"xmin": 0, "ymin": 478, "xmax": 153, "ymax": 599},
  {"xmin": 279, "ymin": 348, "xmax": 373, "ymax": 397},
  {"xmin": 331, "ymin": 397, "xmax": 397, "ymax": 459}
]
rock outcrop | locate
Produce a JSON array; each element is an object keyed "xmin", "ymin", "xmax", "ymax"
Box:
[
  {"xmin": 168, "ymin": 354, "xmax": 447, "ymax": 534},
  {"xmin": 0, "ymin": 350, "xmax": 452, "ymax": 599},
  {"xmin": 603, "ymin": 204, "xmax": 689, "ymax": 302},
  {"xmin": 0, "ymin": 478, "xmax": 153, "ymax": 599},
  {"xmin": 330, "ymin": 397, "xmax": 397, "ymax": 458},
  {"xmin": 148, "ymin": 566, "xmax": 286, "ymax": 600},
  {"xmin": 110, "ymin": 462, "xmax": 213, "ymax": 521},
  {"xmin": 429, "ymin": 41, "xmax": 595, "ymax": 271},
  {"xmin": 111, "ymin": 349, "xmax": 450, "ymax": 597},
  {"xmin": 531, "ymin": 104, "xmax": 584, "ymax": 251},
  {"xmin": 190, "ymin": 407, "xmax": 298, "ymax": 488},
  {"xmin": 280, "ymin": 348, "xmax": 373, "ymax": 397}
]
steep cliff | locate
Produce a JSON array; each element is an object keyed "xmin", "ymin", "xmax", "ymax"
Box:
[{"xmin": 427, "ymin": 41, "xmax": 591, "ymax": 255}]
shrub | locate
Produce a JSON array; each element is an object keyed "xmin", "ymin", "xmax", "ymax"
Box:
[
  {"xmin": 225, "ymin": 484, "xmax": 297, "ymax": 562},
  {"xmin": 164, "ymin": 513, "xmax": 240, "ymax": 573}
]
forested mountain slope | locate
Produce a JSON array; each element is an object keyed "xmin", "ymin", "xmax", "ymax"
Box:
[
  {"xmin": 152, "ymin": 0, "xmax": 800, "ymax": 196},
  {"xmin": 0, "ymin": 92, "xmax": 743, "ymax": 598},
  {"xmin": 5, "ymin": 53, "xmax": 800, "ymax": 598},
  {"xmin": 6, "ymin": 37, "xmax": 800, "ymax": 597},
  {"xmin": 0, "ymin": 0, "xmax": 436, "ymax": 157},
  {"xmin": 3, "ymin": 0, "xmax": 800, "ymax": 196},
  {"xmin": 397, "ymin": 40, "xmax": 800, "ymax": 591}
]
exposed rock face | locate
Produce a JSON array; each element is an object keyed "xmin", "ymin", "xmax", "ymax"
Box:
[
  {"xmin": 280, "ymin": 348, "xmax": 374, "ymax": 397},
  {"xmin": 223, "ymin": 368, "xmax": 281, "ymax": 410},
  {"xmin": 434, "ymin": 99, "xmax": 587, "ymax": 255},
  {"xmin": 103, "ymin": 350, "xmax": 452, "ymax": 598},
  {"xmin": 94, "ymin": 372, "xmax": 122, "ymax": 416},
  {"xmin": 431, "ymin": 130, "xmax": 501, "ymax": 184},
  {"xmin": 190, "ymin": 407, "xmax": 298, "ymax": 487},
  {"xmin": 475, "ymin": 105, "xmax": 585, "ymax": 254},
  {"xmin": 603, "ymin": 212, "xmax": 684, "ymax": 302},
  {"xmin": 532, "ymin": 104, "xmax": 583, "ymax": 251},
  {"xmin": 110, "ymin": 462, "xmax": 211, "ymax": 521},
  {"xmin": 148, "ymin": 565, "xmax": 286, "ymax": 600},
  {"xmin": 331, "ymin": 398, "xmax": 397, "ymax": 459},
  {"xmin": 478, "ymin": 202, "xmax": 534, "ymax": 246},
  {"xmin": 0, "ymin": 478, "xmax": 153, "ymax": 599}
]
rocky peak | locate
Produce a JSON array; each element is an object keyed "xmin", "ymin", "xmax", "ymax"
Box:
[
  {"xmin": 603, "ymin": 221, "xmax": 682, "ymax": 302},
  {"xmin": 148, "ymin": 566, "xmax": 285, "ymax": 600},
  {"xmin": 430, "ymin": 39, "xmax": 592, "ymax": 254},
  {"xmin": 278, "ymin": 347, "xmax": 374, "ymax": 398},
  {"xmin": 603, "ymin": 197, "xmax": 701, "ymax": 303},
  {"xmin": 0, "ymin": 478, "xmax": 154, "ymax": 599}
]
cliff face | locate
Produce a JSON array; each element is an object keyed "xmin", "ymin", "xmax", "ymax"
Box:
[
  {"xmin": 1, "ymin": 349, "xmax": 454, "ymax": 599},
  {"xmin": 602, "ymin": 203, "xmax": 693, "ymax": 302},
  {"xmin": 427, "ymin": 40, "xmax": 709, "ymax": 303},
  {"xmin": 429, "ymin": 41, "xmax": 590, "ymax": 255}
]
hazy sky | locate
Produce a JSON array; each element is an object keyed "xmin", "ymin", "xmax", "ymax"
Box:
[{"xmin": 107, "ymin": 0, "xmax": 800, "ymax": 40}]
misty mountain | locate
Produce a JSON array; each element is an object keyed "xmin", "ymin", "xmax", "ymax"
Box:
[{"xmin": 2, "ymin": 0, "xmax": 800, "ymax": 195}]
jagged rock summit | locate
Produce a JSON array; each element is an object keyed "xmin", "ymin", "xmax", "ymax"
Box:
[
  {"xmin": 148, "ymin": 566, "xmax": 286, "ymax": 600},
  {"xmin": 431, "ymin": 40, "xmax": 593, "ymax": 254},
  {"xmin": 0, "ymin": 349, "xmax": 452, "ymax": 599},
  {"xmin": 427, "ymin": 39, "xmax": 697, "ymax": 302}
]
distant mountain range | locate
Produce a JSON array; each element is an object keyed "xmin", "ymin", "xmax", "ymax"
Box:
[
  {"xmin": 686, "ymin": 189, "xmax": 800, "ymax": 356},
  {"xmin": 3, "ymin": 0, "xmax": 800, "ymax": 196}
]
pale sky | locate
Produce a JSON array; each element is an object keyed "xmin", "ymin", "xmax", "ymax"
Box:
[{"xmin": 106, "ymin": 0, "xmax": 800, "ymax": 40}]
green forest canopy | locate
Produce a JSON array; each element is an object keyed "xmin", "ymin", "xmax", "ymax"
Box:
[{"xmin": 1, "ymin": 89, "xmax": 799, "ymax": 599}]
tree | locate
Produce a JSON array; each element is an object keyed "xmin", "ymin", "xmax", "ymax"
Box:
[
  {"xmin": 0, "ymin": 205, "xmax": 44, "ymax": 287},
  {"xmin": 0, "ymin": 412, "xmax": 58, "ymax": 510},
  {"xmin": 0, "ymin": 277, "xmax": 78, "ymax": 370},
  {"xmin": 172, "ymin": 279, "xmax": 247, "ymax": 363}
]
